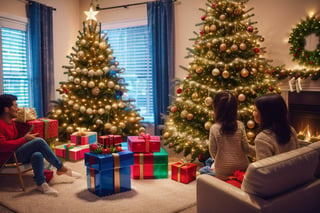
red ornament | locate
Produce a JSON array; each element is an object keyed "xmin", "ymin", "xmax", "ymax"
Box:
[
  {"xmin": 270, "ymin": 70, "xmax": 275, "ymax": 74},
  {"xmin": 200, "ymin": 31, "xmax": 204, "ymax": 35},
  {"xmin": 281, "ymin": 72, "xmax": 285, "ymax": 76},
  {"xmin": 102, "ymin": 148, "xmax": 110, "ymax": 154},
  {"xmin": 176, "ymin": 88, "xmax": 182, "ymax": 94},
  {"xmin": 269, "ymin": 86, "xmax": 273, "ymax": 91},
  {"xmin": 171, "ymin": 106, "xmax": 178, "ymax": 112},
  {"xmin": 212, "ymin": 3, "xmax": 216, "ymax": 8},
  {"xmin": 258, "ymin": 86, "xmax": 261, "ymax": 89},
  {"xmin": 254, "ymin": 48, "xmax": 260, "ymax": 53},
  {"xmin": 201, "ymin": 15, "xmax": 206, "ymax": 20},
  {"xmin": 265, "ymin": 70, "xmax": 268, "ymax": 73},
  {"xmin": 90, "ymin": 143, "xmax": 98, "ymax": 151},
  {"xmin": 195, "ymin": 41, "xmax": 198, "ymax": 44},
  {"xmin": 310, "ymin": 61, "xmax": 313, "ymax": 64},
  {"xmin": 186, "ymin": 75, "xmax": 190, "ymax": 79},
  {"xmin": 116, "ymin": 146, "xmax": 122, "ymax": 152},
  {"xmin": 248, "ymin": 26, "xmax": 253, "ymax": 32},
  {"xmin": 115, "ymin": 61, "xmax": 119, "ymax": 66},
  {"xmin": 296, "ymin": 73, "xmax": 300, "ymax": 77},
  {"xmin": 293, "ymin": 53, "xmax": 296, "ymax": 57}
]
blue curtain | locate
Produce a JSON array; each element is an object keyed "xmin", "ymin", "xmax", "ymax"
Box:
[
  {"xmin": 27, "ymin": 1, "xmax": 54, "ymax": 117},
  {"xmin": 147, "ymin": 0, "xmax": 174, "ymax": 134}
]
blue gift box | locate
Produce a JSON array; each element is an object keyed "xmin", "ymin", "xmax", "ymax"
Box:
[{"xmin": 84, "ymin": 150, "xmax": 134, "ymax": 196}]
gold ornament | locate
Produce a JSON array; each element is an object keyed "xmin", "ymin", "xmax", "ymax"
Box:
[
  {"xmin": 81, "ymin": 68, "xmax": 88, "ymax": 75},
  {"xmin": 187, "ymin": 113, "xmax": 194, "ymax": 120},
  {"xmin": 247, "ymin": 131, "xmax": 255, "ymax": 138},
  {"xmin": 204, "ymin": 121, "xmax": 213, "ymax": 130},
  {"xmin": 110, "ymin": 126, "xmax": 118, "ymax": 134},
  {"xmin": 80, "ymin": 106, "xmax": 86, "ymax": 113},
  {"xmin": 219, "ymin": 14, "xmax": 226, "ymax": 21},
  {"xmin": 204, "ymin": 25, "xmax": 210, "ymax": 33},
  {"xmin": 239, "ymin": 43, "xmax": 247, "ymax": 50},
  {"xmin": 196, "ymin": 67, "xmax": 203, "ymax": 74},
  {"xmin": 247, "ymin": 120, "xmax": 255, "ymax": 129},
  {"xmin": 103, "ymin": 66, "xmax": 110, "ymax": 73},
  {"xmin": 180, "ymin": 110, "xmax": 188, "ymax": 118},
  {"xmin": 98, "ymin": 108, "xmax": 105, "ymax": 115},
  {"xmin": 163, "ymin": 131, "xmax": 170, "ymax": 139},
  {"xmin": 73, "ymin": 103, "xmax": 80, "ymax": 110},
  {"xmin": 77, "ymin": 51, "xmax": 84, "ymax": 58},
  {"xmin": 220, "ymin": 43, "xmax": 227, "ymax": 51},
  {"xmin": 226, "ymin": 7, "xmax": 233, "ymax": 14},
  {"xmin": 231, "ymin": 44, "xmax": 238, "ymax": 52},
  {"xmin": 80, "ymin": 39, "xmax": 86, "ymax": 46},
  {"xmin": 222, "ymin": 70, "xmax": 230, "ymax": 79},
  {"xmin": 238, "ymin": 94, "xmax": 246, "ymax": 102},
  {"xmin": 211, "ymin": 68, "xmax": 220, "ymax": 76},
  {"xmin": 205, "ymin": 97, "xmax": 213, "ymax": 106},
  {"xmin": 107, "ymin": 81, "xmax": 115, "ymax": 88},
  {"xmin": 99, "ymin": 41, "xmax": 107, "ymax": 49},
  {"xmin": 207, "ymin": 50, "xmax": 214, "ymax": 58},
  {"xmin": 251, "ymin": 68, "xmax": 257, "ymax": 75},
  {"xmin": 210, "ymin": 24, "xmax": 217, "ymax": 32},
  {"xmin": 66, "ymin": 126, "xmax": 74, "ymax": 133},
  {"xmin": 96, "ymin": 119, "xmax": 103, "ymax": 125},
  {"xmin": 241, "ymin": 68, "xmax": 249, "ymax": 78},
  {"xmin": 104, "ymin": 123, "xmax": 112, "ymax": 129},
  {"xmin": 86, "ymin": 108, "xmax": 93, "ymax": 115},
  {"xmin": 192, "ymin": 92, "xmax": 199, "ymax": 101}
]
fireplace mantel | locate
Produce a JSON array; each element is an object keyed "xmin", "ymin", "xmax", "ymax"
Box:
[{"xmin": 278, "ymin": 78, "xmax": 320, "ymax": 92}]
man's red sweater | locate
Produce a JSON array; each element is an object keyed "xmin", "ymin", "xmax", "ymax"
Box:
[{"xmin": 0, "ymin": 119, "xmax": 27, "ymax": 165}]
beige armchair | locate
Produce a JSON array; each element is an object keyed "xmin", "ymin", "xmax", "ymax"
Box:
[{"xmin": 197, "ymin": 141, "xmax": 320, "ymax": 213}]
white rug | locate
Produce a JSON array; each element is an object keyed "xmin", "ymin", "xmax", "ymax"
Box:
[{"xmin": 0, "ymin": 160, "xmax": 197, "ymax": 213}]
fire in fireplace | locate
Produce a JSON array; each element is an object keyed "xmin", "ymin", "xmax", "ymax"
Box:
[{"xmin": 288, "ymin": 91, "xmax": 320, "ymax": 142}]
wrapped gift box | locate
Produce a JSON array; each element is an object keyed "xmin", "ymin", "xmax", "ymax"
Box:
[
  {"xmin": 98, "ymin": 135, "xmax": 122, "ymax": 148},
  {"xmin": 171, "ymin": 162, "xmax": 197, "ymax": 184},
  {"xmin": 131, "ymin": 147, "xmax": 168, "ymax": 179},
  {"xmin": 127, "ymin": 135, "xmax": 160, "ymax": 153},
  {"xmin": 55, "ymin": 144, "xmax": 89, "ymax": 161},
  {"xmin": 71, "ymin": 131, "xmax": 97, "ymax": 145},
  {"xmin": 84, "ymin": 150, "xmax": 134, "ymax": 196},
  {"xmin": 14, "ymin": 118, "xmax": 58, "ymax": 140}
]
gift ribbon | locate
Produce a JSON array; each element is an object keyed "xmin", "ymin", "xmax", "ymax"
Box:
[
  {"xmin": 139, "ymin": 153, "xmax": 144, "ymax": 179},
  {"xmin": 177, "ymin": 161, "xmax": 189, "ymax": 183},
  {"xmin": 139, "ymin": 133, "xmax": 150, "ymax": 152},
  {"xmin": 64, "ymin": 144, "xmax": 74, "ymax": 160},
  {"xmin": 112, "ymin": 153, "xmax": 120, "ymax": 193},
  {"xmin": 40, "ymin": 119, "xmax": 50, "ymax": 139},
  {"xmin": 89, "ymin": 156, "xmax": 96, "ymax": 192}
]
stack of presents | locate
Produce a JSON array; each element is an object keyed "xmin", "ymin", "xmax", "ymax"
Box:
[{"xmin": 13, "ymin": 108, "xmax": 198, "ymax": 197}]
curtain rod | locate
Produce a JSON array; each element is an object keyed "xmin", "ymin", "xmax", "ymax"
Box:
[
  {"xmin": 26, "ymin": 0, "xmax": 56, "ymax": 11},
  {"xmin": 96, "ymin": 0, "xmax": 177, "ymax": 11}
]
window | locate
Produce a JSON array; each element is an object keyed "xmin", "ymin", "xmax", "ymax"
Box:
[
  {"xmin": 0, "ymin": 15, "xmax": 30, "ymax": 107},
  {"xmin": 102, "ymin": 22, "xmax": 154, "ymax": 123}
]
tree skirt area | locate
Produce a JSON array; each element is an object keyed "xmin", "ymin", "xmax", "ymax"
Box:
[{"xmin": 0, "ymin": 160, "xmax": 197, "ymax": 213}]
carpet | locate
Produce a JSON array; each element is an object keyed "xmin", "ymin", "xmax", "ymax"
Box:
[{"xmin": 0, "ymin": 159, "xmax": 197, "ymax": 213}]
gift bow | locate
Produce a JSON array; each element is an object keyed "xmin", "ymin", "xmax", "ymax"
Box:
[
  {"xmin": 139, "ymin": 133, "xmax": 151, "ymax": 152},
  {"xmin": 177, "ymin": 158, "xmax": 190, "ymax": 182}
]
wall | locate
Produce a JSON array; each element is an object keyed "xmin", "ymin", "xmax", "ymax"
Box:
[
  {"xmin": 0, "ymin": 0, "xmax": 80, "ymax": 95},
  {"xmin": 1, "ymin": 0, "xmax": 319, "ymax": 96}
]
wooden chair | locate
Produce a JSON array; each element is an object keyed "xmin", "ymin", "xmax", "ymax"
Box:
[{"xmin": 0, "ymin": 152, "xmax": 32, "ymax": 191}]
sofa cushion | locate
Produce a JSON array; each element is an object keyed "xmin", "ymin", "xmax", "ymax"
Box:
[
  {"xmin": 241, "ymin": 146, "xmax": 318, "ymax": 199},
  {"xmin": 308, "ymin": 141, "xmax": 320, "ymax": 177}
]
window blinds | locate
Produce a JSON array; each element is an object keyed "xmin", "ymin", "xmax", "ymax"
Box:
[
  {"xmin": 1, "ymin": 27, "xmax": 30, "ymax": 107},
  {"xmin": 103, "ymin": 25, "xmax": 154, "ymax": 123}
]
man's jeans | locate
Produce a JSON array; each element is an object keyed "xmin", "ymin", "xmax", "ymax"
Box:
[{"xmin": 9, "ymin": 138, "xmax": 63, "ymax": 185}]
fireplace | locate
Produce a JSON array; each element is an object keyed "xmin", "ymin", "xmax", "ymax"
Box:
[
  {"xmin": 288, "ymin": 91, "xmax": 320, "ymax": 137},
  {"xmin": 279, "ymin": 78, "xmax": 320, "ymax": 141}
]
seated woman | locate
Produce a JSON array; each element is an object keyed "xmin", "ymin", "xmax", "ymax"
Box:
[
  {"xmin": 253, "ymin": 94, "xmax": 299, "ymax": 160},
  {"xmin": 201, "ymin": 91, "xmax": 255, "ymax": 180}
]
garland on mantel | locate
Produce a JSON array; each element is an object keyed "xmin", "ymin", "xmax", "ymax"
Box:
[{"xmin": 271, "ymin": 66, "xmax": 320, "ymax": 81}]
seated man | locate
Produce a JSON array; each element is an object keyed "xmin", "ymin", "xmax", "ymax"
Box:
[{"xmin": 0, "ymin": 94, "xmax": 81, "ymax": 196}]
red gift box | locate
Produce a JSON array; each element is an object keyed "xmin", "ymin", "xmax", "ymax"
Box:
[
  {"xmin": 98, "ymin": 135, "xmax": 122, "ymax": 148},
  {"xmin": 70, "ymin": 131, "xmax": 97, "ymax": 145},
  {"xmin": 55, "ymin": 144, "xmax": 89, "ymax": 161},
  {"xmin": 127, "ymin": 134, "xmax": 160, "ymax": 153},
  {"xmin": 171, "ymin": 161, "xmax": 197, "ymax": 184},
  {"xmin": 14, "ymin": 118, "xmax": 58, "ymax": 139}
]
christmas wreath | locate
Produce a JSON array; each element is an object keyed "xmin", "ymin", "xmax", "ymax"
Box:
[{"xmin": 288, "ymin": 15, "xmax": 320, "ymax": 67}]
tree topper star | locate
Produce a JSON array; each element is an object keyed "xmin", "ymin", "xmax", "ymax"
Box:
[{"xmin": 84, "ymin": 7, "xmax": 99, "ymax": 21}]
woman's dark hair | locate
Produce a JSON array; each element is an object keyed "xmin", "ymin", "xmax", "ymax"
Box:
[
  {"xmin": 254, "ymin": 94, "xmax": 292, "ymax": 145},
  {"xmin": 0, "ymin": 94, "xmax": 17, "ymax": 115},
  {"xmin": 213, "ymin": 91, "xmax": 238, "ymax": 134}
]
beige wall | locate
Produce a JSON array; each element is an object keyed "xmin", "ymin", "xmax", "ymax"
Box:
[
  {"xmin": 0, "ymin": 0, "xmax": 80, "ymax": 96},
  {"xmin": 1, "ymin": 0, "xmax": 319, "ymax": 99}
]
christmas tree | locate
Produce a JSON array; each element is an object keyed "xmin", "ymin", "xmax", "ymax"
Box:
[
  {"xmin": 162, "ymin": 0, "xmax": 280, "ymax": 160},
  {"xmin": 49, "ymin": 7, "xmax": 145, "ymax": 141}
]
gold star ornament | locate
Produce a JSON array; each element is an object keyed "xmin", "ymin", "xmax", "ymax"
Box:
[{"xmin": 84, "ymin": 7, "xmax": 99, "ymax": 21}]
